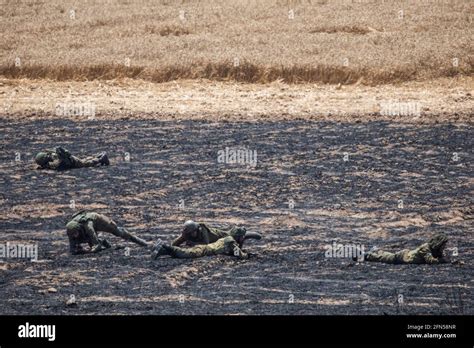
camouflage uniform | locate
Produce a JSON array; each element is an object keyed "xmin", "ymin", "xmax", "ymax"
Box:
[
  {"xmin": 35, "ymin": 147, "xmax": 108, "ymax": 171},
  {"xmin": 172, "ymin": 222, "xmax": 236, "ymax": 246},
  {"xmin": 365, "ymin": 243, "xmax": 446, "ymax": 264},
  {"xmin": 66, "ymin": 211, "xmax": 148, "ymax": 254},
  {"xmin": 153, "ymin": 228, "xmax": 249, "ymax": 260},
  {"xmin": 165, "ymin": 236, "xmax": 248, "ymax": 259}
]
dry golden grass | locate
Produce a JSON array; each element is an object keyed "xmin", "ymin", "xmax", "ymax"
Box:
[
  {"xmin": 2, "ymin": 76, "xmax": 472, "ymax": 122},
  {"xmin": 0, "ymin": 0, "xmax": 473, "ymax": 85}
]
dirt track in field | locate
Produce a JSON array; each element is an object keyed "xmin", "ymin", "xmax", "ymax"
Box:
[{"xmin": 0, "ymin": 117, "xmax": 472, "ymax": 315}]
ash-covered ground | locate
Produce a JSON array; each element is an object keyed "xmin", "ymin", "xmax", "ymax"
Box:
[{"xmin": 0, "ymin": 118, "xmax": 472, "ymax": 315}]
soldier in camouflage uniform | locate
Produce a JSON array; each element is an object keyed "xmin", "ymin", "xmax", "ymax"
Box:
[
  {"xmin": 34, "ymin": 146, "xmax": 109, "ymax": 171},
  {"xmin": 172, "ymin": 220, "xmax": 261, "ymax": 247},
  {"xmin": 364, "ymin": 233, "xmax": 449, "ymax": 264},
  {"xmin": 151, "ymin": 227, "xmax": 254, "ymax": 260},
  {"xmin": 66, "ymin": 211, "xmax": 150, "ymax": 255}
]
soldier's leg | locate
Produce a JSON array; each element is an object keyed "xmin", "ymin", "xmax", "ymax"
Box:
[
  {"xmin": 94, "ymin": 214, "xmax": 149, "ymax": 247},
  {"xmin": 165, "ymin": 245, "xmax": 210, "ymax": 259},
  {"xmin": 394, "ymin": 249, "xmax": 410, "ymax": 264},
  {"xmin": 69, "ymin": 155, "xmax": 101, "ymax": 168},
  {"xmin": 365, "ymin": 250, "xmax": 397, "ymax": 264}
]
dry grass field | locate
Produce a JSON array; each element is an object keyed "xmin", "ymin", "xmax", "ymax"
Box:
[
  {"xmin": 1, "ymin": 0, "xmax": 473, "ymax": 84},
  {"xmin": 1, "ymin": 76, "xmax": 473, "ymax": 122}
]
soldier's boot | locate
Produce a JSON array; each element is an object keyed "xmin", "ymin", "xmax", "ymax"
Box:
[
  {"xmin": 243, "ymin": 232, "xmax": 262, "ymax": 241},
  {"xmin": 240, "ymin": 231, "xmax": 262, "ymax": 246},
  {"xmin": 117, "ymin": 227, "xmax": 150, "ymax": 247},
  {"xmin": 98, "ymin": 238, "xmax": 112, "ymax": 249},
  {"xmin": 151, "ymin": 243, "xmax": 172, "ymax": 259},
  {"xmin": 98, "ymin": 152, "xmax": 110, "ymax": 166},
  {"xmin": 364, "ymin": 250, "xmax": 380, "ymax": 262}
]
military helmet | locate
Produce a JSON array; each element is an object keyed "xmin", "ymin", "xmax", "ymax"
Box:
[
  {"xmin": 428, "ymin": 233, "xmax": 448, "ymax": 252},
  {"xmin": 183, "ymin": 220, "xmax": 199, "ymax": 232},
  {"xmin": 34, "ymin": 152, "xmax": 51, "ymax": 166},
  {"xmin": 230, "ymin": 227, "xmax": 247, "ymax": 240},
  {"xmin": 70, "ymin": 210, "xmax": 86, "ymax": 220}
]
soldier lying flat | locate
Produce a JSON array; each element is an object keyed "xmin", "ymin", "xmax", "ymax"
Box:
[
  {"xmin": 172, "ymin": 220, "xmax": 261, "ymax": 247},
  {"xmin": 363, "ymin": 233, "xmax": 449, "ymax": 264},
  {"xmin": 151, "ymin": 228, "xmax": 256, "ymax": 260},
  {"xmin": 66, "ymin": 211, "xmax": 150, "ymax": 255},
  {"xmin": 35, "ymin": 146, "xmax": 109, "ymax": 171}
]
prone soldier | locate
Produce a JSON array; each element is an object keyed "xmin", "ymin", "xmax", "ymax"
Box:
[
  {"xmin": 363, "ymin": 233, "xmax": 449, "ymax": 264},
  {"xmin": 172, "ymin": 220, "xmax": 261, "ymax": 247},
  {"xmin": 34, "ymin": 146, "xmax": 109, "ymax": 171},
  {"xmin": 151, "ymin": 227, "xmax": 257, "ymax": 260}
]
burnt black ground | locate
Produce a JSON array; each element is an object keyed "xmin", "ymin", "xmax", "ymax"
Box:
[{"xmin": 0, "ymin": 118, "xmax": 472, "ymax": 315}]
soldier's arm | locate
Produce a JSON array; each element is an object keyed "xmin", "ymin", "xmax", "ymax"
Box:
[
  {"xmin": 83, "ymin": 221, "xmax": 101, "ymax": 252},
  {"xmin": 172, "ymin": 233, "xmax": 186, "ymax": 246},
  {"xmin": 231, "ymin": 241, "xmax": 249, "ymax": 260},
  {"xmin": 55, "ymin": 146, "xmax": 74, "ymax": 164},
  {"xmin": 424, "ymin": 253, "xmax": 447, "ymax": 264},
  {"xmin": 202, "ymin": 229, "xmax": 210, "ymax": 245},
  {"xmin": 47, "ymin": 160, "xmax": 61, "ymax": 170},
  {"xmin": 55, "ymin": 146, "xmax": 70, "ymax": 157}
]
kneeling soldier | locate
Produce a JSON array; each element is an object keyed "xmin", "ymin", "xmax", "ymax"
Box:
[
  {"xmin": 66, "ymin": 211, "xmax": 150, "ymax": 255},
  {"xmin": 35, "ymin": 146, "xmax": 109, "ymax": 171}
]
